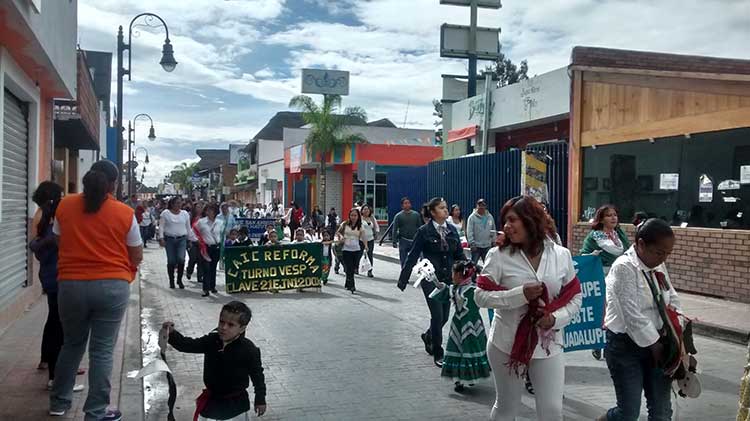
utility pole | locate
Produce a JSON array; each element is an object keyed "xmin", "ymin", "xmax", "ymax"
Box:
[{"xmin": 468, "ymin": 0, "xmax": 478, "ymax": 97}]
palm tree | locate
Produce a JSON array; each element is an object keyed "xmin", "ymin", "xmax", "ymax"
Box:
[
  {"xmin": 289, "ymin": 94, "xmax": 367, "ymax": 213},
  {"xmin": 168, "ymin": 162, "xmax": 199, "ymax": 195}
]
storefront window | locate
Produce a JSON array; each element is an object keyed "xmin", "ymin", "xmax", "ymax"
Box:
[
  {"xmin": 353, "ymin": 172, "xmax": 388, "ymax": 222},
  {"xmin": 582, "ymin": 127, "xmax": 750, "ymax": 229}
]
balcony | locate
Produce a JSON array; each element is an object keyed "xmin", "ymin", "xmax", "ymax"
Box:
[{"xmin": 54, "ymin": 50, "xmax": 100, "ymax": 151}]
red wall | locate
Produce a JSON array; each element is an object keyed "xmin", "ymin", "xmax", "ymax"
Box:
[{"xmin": 358, "ymin": 144, "xmax": 442, "ymax": 165}]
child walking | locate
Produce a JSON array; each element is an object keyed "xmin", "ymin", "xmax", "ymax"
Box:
[
  {"xmin": 320, "ymin": 231, "xmax": 333, "ymax": 285},
  {"xmin": 429, "ymin": 261, "xmax": 491, "ymax": 392},
  {"xmin": 163, "ymin": 301, "xmax": 267, "ymax": 420}
]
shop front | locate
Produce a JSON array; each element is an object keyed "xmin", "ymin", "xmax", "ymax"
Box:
[{"xmin": 568, "ymin": 46, "xmax": 750, "ymax": 303}]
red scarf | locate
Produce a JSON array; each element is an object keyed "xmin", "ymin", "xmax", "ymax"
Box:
[
  {"xmin": 135, "ymin": 205, "xmax": 145, "ymax": 224},
  {"xmin": 192, "ymin": 219, "xmax": 211, "ymax": 262},
  {"xmin": 477, "ymin": 274, "xmax": 581, "ymax": 375}
]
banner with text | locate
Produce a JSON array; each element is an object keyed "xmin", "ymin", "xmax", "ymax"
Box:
[
  {"xmin": 234, "ymin": 218, "xmax": 277, "ymax": 240},
  {"xmin": 563, "ymin": 255, "xmax": 607, "ymax": 352},
  {"xmin": 224, "ymin": 243, "xmax": 323, "ymax": 293}
]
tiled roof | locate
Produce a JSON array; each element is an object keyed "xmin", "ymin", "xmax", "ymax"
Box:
[{"xmin": 196, "ymin": 149, "xmax": 230, "ymax": 170}]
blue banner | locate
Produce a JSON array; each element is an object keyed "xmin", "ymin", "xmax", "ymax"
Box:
[
  {"xmin": 563, "ymin": 255, "xmax": 607, "ymax": 352},
  {"xmin": 234, "ymin": 218, "xmax": 277, "ymax": 240}
]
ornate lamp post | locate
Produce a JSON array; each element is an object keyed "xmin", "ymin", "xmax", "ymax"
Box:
[
  {"xmin": 116, "ymin": 13, "xmax": 177, "ymax": 198},
  {"xmin": 127, "ymin": 113, "xmax": 156, "ymax": 196}
]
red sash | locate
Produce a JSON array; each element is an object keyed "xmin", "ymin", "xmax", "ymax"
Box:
[
  {"xmin": 194, "ymin": 389, "xmax": 211, "ymax": 421},
  {"xmin": 477, "ymin": 274, "xmax": 581, "ymax": 374},
  {"xmin": 192, "ymin": 219, "xmax": 211, "ymax": 262}
]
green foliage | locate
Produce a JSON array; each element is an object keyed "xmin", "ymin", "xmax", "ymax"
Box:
[
  {"xmin": 168, "ymin": 162, "xmax": 199, "ymax": 194},
  {"xmin": 482, "ymin": 53, "xmax": 529, "ymax": 87}
]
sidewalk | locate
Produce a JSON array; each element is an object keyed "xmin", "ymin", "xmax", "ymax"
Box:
[
  {"xmin": 0, "ymin": 280, "xmax": 142, "ymax": 420},
  {"xmin": 372, "ymin": 244, "xmax": 750, "ymax": 345}
]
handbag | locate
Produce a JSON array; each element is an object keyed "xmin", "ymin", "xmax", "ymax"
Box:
[{"xmin": 359, "ymin": 253, "xmax": 372, "ymax": 273}]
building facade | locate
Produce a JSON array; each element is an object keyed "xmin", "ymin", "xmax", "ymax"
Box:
[
  {"xmin": 0, "ymin": 0, "xmax": 77, "ymax": 331},
  {"xmin": 568, "ymin": 46, "xmax": 750, "ymax": 303}
]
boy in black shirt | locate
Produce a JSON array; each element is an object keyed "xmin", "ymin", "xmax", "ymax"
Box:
[{"xmin": 163, "ymin": 301, "xmax": 266, "ymax": 420}]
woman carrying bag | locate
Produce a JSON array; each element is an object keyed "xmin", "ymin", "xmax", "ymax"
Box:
[
  {"xmin": 360, "ymin": 204, "xmax": 379, "ymax": 278},
  {"xmin": 336, "ymin": 208, "xmax": 367, "ymax": 293}
]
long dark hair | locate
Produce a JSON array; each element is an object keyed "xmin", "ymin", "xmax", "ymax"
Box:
[
  {"xmin": 499, "ymin": 196, "xmax": 556, "ymax": 256},
  {"xmin": 450, "ymin": 204, "xmax": 462, "ymax": 222},
  {"xmin": 345, "ymin": 208, "xmax": 362, "ymax": 230},
  {"xmin": 82, "ymin": 160, "xmax": 118, "ymax": 213},
  {"xmin": 421, "ymin": 197, "xmax": 445, "ymax": 220},
  {"xmin": 32, "ymin": 181, "xmax": 63, "ymax": 237},
  {"xmin": 591, "ymin": 204, "xmax": 618, "ymax": 231}
]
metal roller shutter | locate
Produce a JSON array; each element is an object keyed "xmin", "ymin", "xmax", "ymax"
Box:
[
  {"xmin": 324, "ymin": 169, "xmax": 342, "ymax": 215},
  {"xmin": 0, "ymin": 90, "xmax": 29, "ymax": 310}
]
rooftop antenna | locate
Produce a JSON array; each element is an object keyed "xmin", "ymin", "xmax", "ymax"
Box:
[{"xmin": 402, "ymin": 100, "xmax": 410, "ymax": 128}]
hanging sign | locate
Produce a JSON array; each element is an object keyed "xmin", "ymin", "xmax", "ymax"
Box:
[
  {"xmin": 718, "ymin": 180, "xmax": 741, "ymax": 191},
  {"xmin": 224, "ymin": 243, "xmax": 323, "ymax": 293},
  {"xmin": 740, "ymin": 165, "xmax": 750, "ymax": 185},
  {"xmin": 659, "ymin": 173, "xmax": 679, "ymax": 191},
  {"xmin": 699, "ymin": 174, "xmax": 713, "ymax": 203},
  {"xmin": 564, "ymin": 255, "xmax": 606, "ymax": 352},
  {"xmin": 234, "ymin": 218, "xmax": 277, "ymax": 240},
  {"xmin": 521, "ymin": 151, "xmax": 549, "ymax": 204}
]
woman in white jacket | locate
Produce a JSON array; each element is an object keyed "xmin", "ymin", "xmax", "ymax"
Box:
[{"xmin": 475, "ymin": 196, "xmax": 582, "ymax": 421}]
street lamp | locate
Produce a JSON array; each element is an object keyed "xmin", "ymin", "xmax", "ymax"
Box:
[
  {"xmin": 116, "ymin": 12, "xmax": 176, "ymax": 198},
  {"xmin": 128, "ymin": 113, "xmax": 155, "ymax": 196}
]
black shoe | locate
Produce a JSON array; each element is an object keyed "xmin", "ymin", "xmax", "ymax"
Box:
[
  {"xmin": 169, "ymin": 284, "xmax": 175, "ymax": 289},
  {"xmin": 421, "ymin": 333, "xmax": 433, "ymax": 356},
  {"xmin": 178, "ymin": 282, "xmax": 185, "ymax": 289},
  {"xmin": 434, "ymin": 359, "xmax": 443, "ymax": 368},
  {"xmin": 201, "ymin": 291, "xmax": 210, "ymax": 297},
  {"xmin": 334, "ymin": 268, "xmax": 340, "ymax": 275},
  {"xmin": 454, "ymin": 382, "xmax": 465, "ymax": 393},
  {"xmin": 592, "ymin": 349, "xmax": 602, "ymax": 360},
  {"xmin": 210, "ymin": 289, "xmax": 218, "ymax": 294},
  {"xmin": 367, "ymin": 270, "xmax": 373, "ymax": 278},
  {"xmin": 525, "ymin": 377, "xmax": 535, "ymax": 395}
]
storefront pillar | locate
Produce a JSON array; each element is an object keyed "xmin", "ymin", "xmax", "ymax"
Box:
[{"xmin": 341, "ymin": 164, "xmax": 354, "ymax": 213}]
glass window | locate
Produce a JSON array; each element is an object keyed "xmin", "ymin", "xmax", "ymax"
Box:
[{"xmin": 582, "ymin": 127, "xmax": 750, "ymax": 229}]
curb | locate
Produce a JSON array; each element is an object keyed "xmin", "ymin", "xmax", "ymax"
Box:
[
  {"xmin": 119, "ymin": 273, "xmax": 145, "ymax": 421},
  {"xmin": 375, "ymin": 252, "xmax": 750, "ymax": 347}
]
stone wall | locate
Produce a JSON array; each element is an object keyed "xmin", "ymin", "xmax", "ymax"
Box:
[{"xmin": 571, "ymin": 222, "xmax": 750, "ymax": 303}]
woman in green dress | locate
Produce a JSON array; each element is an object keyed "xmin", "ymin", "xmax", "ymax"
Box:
[{"xmin": 430, "ymin": 260, "xmax": 491, "ymax": 392}]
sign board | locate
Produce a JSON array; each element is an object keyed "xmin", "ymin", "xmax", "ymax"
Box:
[
  {"xmin": 224, "ymin": 243, "xmax": 323, "ymax": 293},
  {"xmin": 521, "ymin": 151, "xmax": 548, "ymax": 203},
  {"xmin": 229, "ymin": 144, "xmax": 247, "ymax": 165},
  {"xmin": 264, "ymin": 179, "xmax": 278, "ymax": 191},
  {"xmin": 741, "ymin": 165, "xmax": 750, "ymax": 184},
  {"xmin": 564, "ymin": 255, "xmax": 607, "ymax": 352},
  {"xmin": 659, "ymin": 173, "xmax": 679, "ymax": 190},
  {"xmin": 439, "ymin": 0, "xmax": 501, "ymax": 8},
  {"xmin": 440, "ymin": 24, "xmax": 500, "ymax": 60},
  {"xmin": 301, "ymin": 69, "xmax": 350, "ymax": 96},
  {"xmin": 699, "ymin": 174, "xmax": 713, "ymax": 203},
  {"xmin": 289, "ymin": 145, "xmax": 303, "ymax": 174},
  {"xmin": 234, "ymin": 218, "xmax": 277, "ymax": 240}
]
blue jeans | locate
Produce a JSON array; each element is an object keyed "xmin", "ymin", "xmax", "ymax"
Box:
[
  {"xmin": 51, "ymin": 280, "xmax": 130, "ymax": 420},
  {"xmin": 605, "ymin": 331, "xmax": 673, "ymax": 421},
  {"xmin": 398, "ymin": 238, "xmax": 414, "ymax": 269},
  {"xmin": 165, "ymin": 235, "xmax": 187, "ymax": 266}
]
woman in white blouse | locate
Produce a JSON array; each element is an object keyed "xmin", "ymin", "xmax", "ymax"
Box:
[
  {"xmin": 158, "ymin": 196, "xmax": 192, "ymax": 289},
  {"xmin": 475, "ymin": 196, "xmax": 582, "ymax": 421},
  {"xmin": 194, "ymin": 203, "xmax": 223, "ymax": 297},
  {"xmin": 360, "ymin": 204, "xmax": 379, "ymax": 278},
  {"xmin": 336, "ymin": 208, "xmax": 367, "ymax": 293},
  {"xmin": 597, "ymin": 218, "xmax": 680, "ymax": 421},
  {"xmin": 447, "ymin": 204, "xmax": 465, "ymax": 239}
]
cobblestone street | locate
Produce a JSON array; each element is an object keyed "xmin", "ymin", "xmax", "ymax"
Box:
[{"xmin": 137, "ymin": 246, "xmax": 745, "ymax": 420}]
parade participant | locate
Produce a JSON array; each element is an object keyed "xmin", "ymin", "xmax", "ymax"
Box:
[
  {"xmin": 336, "ymin": 208, "xmax": 368, "ymax": 293},
  {"xmin": 320, "ymin": 231, "xmax": 333, "ymax": 285},
  {"xmin": 266, "ymin": 230, "xmax": 281, "ymax": 246},
  {"xmin": 448, "ymin": 204, "xmax": 466, "ymax": 239},
  {"xmin": 288, "ymin": 201, "xmax": 303, "ymax": 235},
  {"xmin": 397, "ymin": 197, "xmax": 467, "ymax": 367},
  {"xmin": 224, "ymin": 229, "xmax": 240, "ymax": 247},
  {"xmin": 163, "ymin": 301, "xmax": 267, "ymax": 420},
  {"xmin": 305, "ymin": 227, "xmax": 317, "ymax": 242},
  {"xmin": 581, "ymin": 204, "xmax": 631, "ymax": 360},
  {"xmin": 292, "ymin": 228, "xmax": 308, "ymax": 243},
  {"xmin": 429, "ymin": 261, "xmax": 490, "ymax": 392},
  {"xmin": 125, "ymin": 193, "xmax": 138, "ymax": 209},
  {"xmin": 29, "ymin": 182, "xmax": 85, "ymax": 393},
  {"xmin": 218, "ymin": 202, "xmax": 237, "ymax": 269},
  {"xmin": 392, "ymin": 197, "xmax": 423, "ymax": 269},
  {"xmin": 195, "ymin": 203, "xmax": 223, "ymax": 297},
  {"xmin": 187, "ymin": 203, "xmax": 206, "ymax": 283},
  {"xmin": 360, "ymin": 204, "xmax": 379, "ymax": 277},
  {"xmin": 259, "ymin": 224, "xmax": 274, "ymax": 245},
  {"xmin": 159, "ymin": 197, "xmax": 191, "ymax": 289},
  {"xmin": 475, "ymin": 195, "xmax": 581, "ymax": 421},
  {"xmin": 136, "ymin": 202, "xmax": 153, "ymax": 248},
  {"xmin": 236, "ymin": 226, "xmax": 252, "ymax": 246},
  {"xmin": 467, "ymin": 198, "xmax": 496, "ymax": 266},
  {"xmin": 50, "ymin": 160, "xmax": 142, "ymax": 421},
  {"xmin": 326, "ymin": 207, "xmax": 339, "ymax": 238},
  {"xmin": 596, "ymin": 218, "xmax": 682, "ymax": 421}
]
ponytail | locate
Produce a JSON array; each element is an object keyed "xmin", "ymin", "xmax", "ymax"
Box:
[
  {"xmin": 422, "ymin": 197, "xmax": 445, "ymax": 220},
  {"xmin": 83, "ymin": 160, "xmax": 118, "ymax": 213}
]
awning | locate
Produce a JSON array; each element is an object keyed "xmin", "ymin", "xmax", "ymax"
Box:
[
  {"xmin": 54, "ymin": 119, "xmax": 100, "ymax": 151},
  {"xmin": 447, "ymin": 125, "xmax": 477, "ymax": 143}
]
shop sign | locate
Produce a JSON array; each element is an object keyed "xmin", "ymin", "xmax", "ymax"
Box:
[
  {"xmin": 301, "ymin": 69, "xmax": 349, "ymax": 96},
  {"xmin": 659, "ymin": 173, "xmax": 679, "ymax": 190},
  {"xmin": 234, "ymin": 218, "xmax": 277, "ymax": 240},
  {"xmin": 289, "ymin": 145, "xmax": 303, "ymax": 174},
  {"xmin": 699, "ymin": 174, "xmax": 713, "ymax": 203},
  {"xmin": 224, "ymin": 243, "xmax": 323, "ymax": 293},
  {"xmin": 564, "ymin": 255, "xmax": 606, "ymax": 352},
  {"xmin": 741, "ymin": 165, "xmax": 750, "ymax": 184}
]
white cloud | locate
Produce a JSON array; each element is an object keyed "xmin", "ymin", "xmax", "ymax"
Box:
[{"xmin": 253, "ymin": 67, "xmax": 276, "ymax": 78}]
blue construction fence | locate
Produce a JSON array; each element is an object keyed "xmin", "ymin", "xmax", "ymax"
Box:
[{"xmin": 386, "ymin": 141, "xmax": 569, "ymax": 245}]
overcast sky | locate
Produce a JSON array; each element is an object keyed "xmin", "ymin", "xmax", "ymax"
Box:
[{"xmin": 77, "ymin": 0, "xmax": 750, "ymax": 186}]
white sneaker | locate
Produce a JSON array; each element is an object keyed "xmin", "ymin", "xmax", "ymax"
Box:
[
  {"xmin": 47, "ymin": 380, "xmax": 84, "ymax": 392},
  {"xmin": 49, "ymin": 409, "xmax": 66, "ymax": 416}
]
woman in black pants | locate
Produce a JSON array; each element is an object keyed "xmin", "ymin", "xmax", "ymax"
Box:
[
  {"xmin": 336, "ymin": 208, "xmax": 367, "ymax": 293},
  {"xmin": 398, "ymin": 197, "xmax": 467, "ymax": 367},
  {"xmin": 186, "ymin": 203, "xmax": 205, "ymax": 283},
  {"xmin": 194, "ymin": 203, "xmax": 223, "ymax": 297}
]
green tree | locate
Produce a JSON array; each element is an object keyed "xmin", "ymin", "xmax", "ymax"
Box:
[
  {"xmin": 482, "ymin": 52, "xmax": 529, "ymax": 87},
  {"xmin": 289, "ymin": 94, "xmax": 366, "ymax": 212},
  {"xmin": 168, "ymin": 162, "xmax": 199, "ymax": 195}
]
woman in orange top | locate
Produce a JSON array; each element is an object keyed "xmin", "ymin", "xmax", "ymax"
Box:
[{"xmin": 49, "ymin": 160, "xmax": 143, "ymax": 421}]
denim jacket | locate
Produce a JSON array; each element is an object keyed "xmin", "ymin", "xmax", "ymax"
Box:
[{"xmin": 398, "ymin": 221, "xmax": 467, "ymax": 289}]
